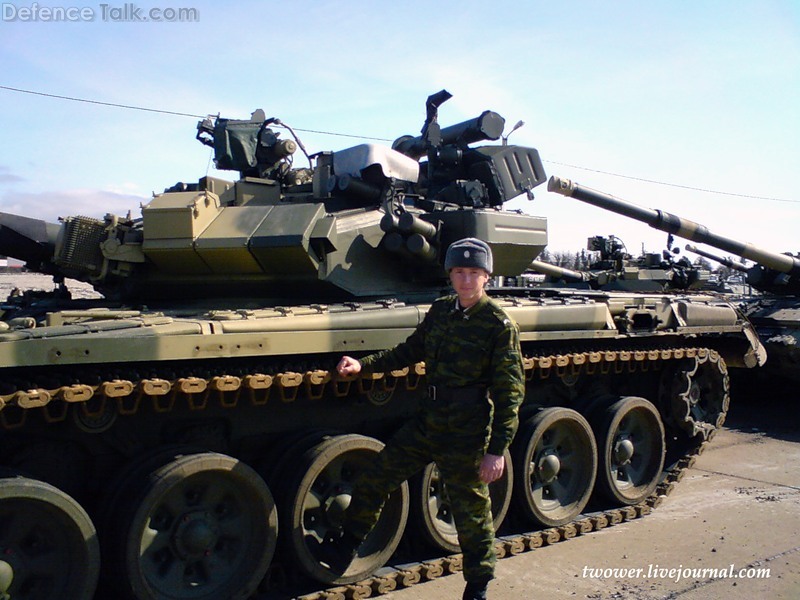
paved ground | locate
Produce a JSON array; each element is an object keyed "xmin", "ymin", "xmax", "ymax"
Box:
[{"xmin": 373, "ymin": 388, "xmax": 800, "ymax": 600}]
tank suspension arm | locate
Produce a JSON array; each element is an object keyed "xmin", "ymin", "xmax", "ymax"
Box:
[{"xmin": 548, "ymin": 176, "xmax": 800, "ymax": 277}]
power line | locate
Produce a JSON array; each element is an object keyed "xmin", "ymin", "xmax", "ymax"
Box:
[
  {"xmin": 546, "ymin": 160, "xmax": 798, "ymax": 204},
  {"xmin": 0, "ymin": 85, "xmax": 392, "ymax": 142},
  {"xmin": 1, "ymin": 84, "xmax": 796, "ymax": 203},
  {"xmin": 0, "ymin": 84, "xmax": 205, "ymax": 118}
]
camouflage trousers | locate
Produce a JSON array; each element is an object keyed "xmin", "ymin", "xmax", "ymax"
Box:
[{"xmin": 344, "ymin": 391, "xmax": 496, "ymax": 583}]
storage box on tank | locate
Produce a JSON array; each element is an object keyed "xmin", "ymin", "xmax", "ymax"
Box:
[{"xmin": 142, "ymin": 191, "xmax": 222, "ymax": 272}]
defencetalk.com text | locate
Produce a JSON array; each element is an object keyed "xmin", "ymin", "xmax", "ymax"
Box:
[{"xmin": 2, "ymin": 3, "xmax": 199, "ymax": 22}]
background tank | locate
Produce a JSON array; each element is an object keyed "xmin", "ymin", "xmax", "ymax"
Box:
[
  {"xmin": 528, "ymin": 234, "xmax": 709, "ymax": 292},
  {"xmin": 0, "ymin": 94, "xmax": 765, "ymax": 600},
  {"xmin": 549, "ymin": 176, "xmax": 799, "ymax": 387}
]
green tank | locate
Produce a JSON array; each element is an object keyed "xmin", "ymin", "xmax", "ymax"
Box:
[
  {"xmin": 549, "ymin": 176, "xmax": 798, "ymax": 388},
  {"xmin": 0, "ymin": 92, "xmax": 765, "ymax": 600},
  {"xmin": 528, "ymin": 234, "xmax": 710, "ymax": 291}
]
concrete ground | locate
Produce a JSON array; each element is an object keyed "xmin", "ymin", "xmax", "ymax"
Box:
[{"xmin": 376, "ymin": 388, "xmax": 800, "ymax": 600}]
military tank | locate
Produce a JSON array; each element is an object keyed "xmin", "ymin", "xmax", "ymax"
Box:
[
  {"xmin": 528, "ymin": 234, "xmax": 709, "ymax": 291},
  {"xmin": 683, "ymin": 244, "xmax": 798, "ymax": 385},
  {"xmin": 0, "ymin": 92, "xmax": 765, "ymax": 600},
  {"xmin": 548, "ymin": 176, "xmax": 798, "ymax": 388}
]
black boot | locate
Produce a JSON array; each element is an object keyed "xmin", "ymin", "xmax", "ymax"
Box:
[
  {"xmin": 462, "ymin": 579, "xmax": 489, "ymax": 600},
  {"xmin": 315, "ymin": 531, "xmax": 361, "ymax": 573}
]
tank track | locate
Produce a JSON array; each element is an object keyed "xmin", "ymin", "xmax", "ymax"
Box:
[
  {"xmin": 0, "ymin": 345, "xmax": 722, "ymax": 427},
  {"xmin": 290, "ymin": 448, "xmax": 704, "ymax": 600},
  {"xmin": 0, "ymin": 345, "xmax": 726, "ymax": 600}
]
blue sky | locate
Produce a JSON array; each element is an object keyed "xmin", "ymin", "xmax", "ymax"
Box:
[{"xmin": 0, "ymin": 0, "xmax": 798, "ymax": 259}]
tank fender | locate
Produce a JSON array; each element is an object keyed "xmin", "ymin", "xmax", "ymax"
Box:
[
  {"xmin": 674, "ymin": 301, "xmax": 738, "ymax": 327},
  {"xmin": 741, "ymin": 321, "xmax": 768, "ymax": 367}
]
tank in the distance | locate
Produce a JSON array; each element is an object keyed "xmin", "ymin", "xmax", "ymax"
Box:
[
  {"xmin": 549, "ymin": 175, "xmax": 798, "ymax": 388},
  {"xmin": 527, "ymin": 233, "xmax": 711, "ymax": 292}
]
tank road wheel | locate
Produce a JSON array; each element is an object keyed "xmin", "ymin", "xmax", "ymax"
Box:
[
  {"xmin": 591, "ymin": 397, "xmax": 666, "ymax": 505},
  {"xmin": 0, "ymin": 474, "xmax": 99, "ymax": 600},
  {"xmin": 660, "ymin": 353, "xmax": 729, "ymax": 440},
  {"xmin": 410, "ymin": 448, "xmax": 513, "ymax": 553},
  {"xmin": 98, "ymin": 445, "xmax": 202, "ymax": 553},
  {"xmin": 284, "ymin": 434, "xmax": 409, "ymax": 585},
  {"xmin": 512, "ymin": 407, "xmax": 597, "ymax": 527},
  {"xmin": 111, "ymin": 453, "xmax": 277, "ymax": 600}
]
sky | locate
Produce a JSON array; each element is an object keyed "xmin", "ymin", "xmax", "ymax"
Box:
[{"xmin": 0, "ymin": 0, "xmax": 798, "ymax": 264}]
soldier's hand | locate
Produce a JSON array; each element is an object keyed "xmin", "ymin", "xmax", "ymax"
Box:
[
  {"xmin": 479, "ymin": 453, "xmax": 505, "ymax": 483},
  {"xmin": 337, "ymin": 356, "xmax": 362, "ymax": 377}
]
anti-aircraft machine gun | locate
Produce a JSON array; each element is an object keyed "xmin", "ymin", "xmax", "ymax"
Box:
[
  {"xmin": 549, "ymin": 176, "xmax": 799, "ymax": 385},
  {"xmin": 0, "ymin": 94, "xmax": 767, "ymax": 600}
]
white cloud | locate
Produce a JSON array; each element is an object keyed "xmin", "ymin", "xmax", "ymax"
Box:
[{"xmin": 0, "ymin": 166, "xmax": 24, "ymax": 184}]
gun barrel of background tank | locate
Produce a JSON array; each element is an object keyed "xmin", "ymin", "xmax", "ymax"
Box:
[
  {"xmin": 529, "ymin": 259, "xmax": 592, "ymax": 282},
  {"xmin": 685, "ymin": 244, "xmax": 749, "ymax": 272},
  {"xmin": 548, "ymin": 176, "xmax": 800, "ymax": 276}
]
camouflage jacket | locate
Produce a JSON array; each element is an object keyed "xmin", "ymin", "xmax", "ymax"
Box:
[{"xmin": 360, "ymin": 293, "xmax": 525, "ymax": 456}]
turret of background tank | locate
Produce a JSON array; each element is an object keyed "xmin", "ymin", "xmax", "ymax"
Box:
[{"xmin": 528, "ymin": 234, "xmax": 709, "ymax": 292}]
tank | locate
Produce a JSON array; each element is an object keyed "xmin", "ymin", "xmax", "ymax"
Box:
[
  {"xmin": 549, "ymin": 176, "xmax": 798, "ymax": 387},
  {"xmin": 682, "ymin": 244, "xmax": 798, "ymax": 385},
  {"xmin": 528, "ymin": 234, "xmax": 709, "ymax": 291},
  {"xmin": 0, "ymin": 93, "xmax": 765, "ymax": 600}
]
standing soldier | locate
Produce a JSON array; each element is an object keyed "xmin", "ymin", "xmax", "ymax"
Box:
[{"xmin": 331, "ymin": 237, "xmax": 526, "ymax": 600}]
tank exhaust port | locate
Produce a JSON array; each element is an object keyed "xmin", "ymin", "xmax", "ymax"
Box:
[{"xmin": 615, "ymin": 307, "xmax": 662, "ymax": 333}]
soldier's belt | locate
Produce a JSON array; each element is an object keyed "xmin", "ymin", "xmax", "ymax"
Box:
[{"xmin": 426, "ymin": 384, "xmax": 487, "ymax": 402}]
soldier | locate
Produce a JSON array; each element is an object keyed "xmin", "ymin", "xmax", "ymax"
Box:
[{"xmin": 332, "ymin": 237, "xmax": 526, "ymax": 600}]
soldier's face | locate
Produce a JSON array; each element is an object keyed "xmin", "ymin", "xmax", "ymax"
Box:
[{"xmin": 449, "ymin": 267, "xmax": 490, "ymax": 308}]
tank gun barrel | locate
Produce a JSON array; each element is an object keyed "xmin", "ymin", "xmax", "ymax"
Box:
[
  {"xmin": 685, "ymin": 244, "xmax": 748, "ymax": 273},
  {"xmin": 548, "ymin": 176, "xmax": 800, "ymax": 277},
  {"xmin": 0, "ymin": 212, "xmax": 59, "ymax": 270},
  {"xmin": 528, "ymin": 259, "xmax": 592, "ymax": 283}
]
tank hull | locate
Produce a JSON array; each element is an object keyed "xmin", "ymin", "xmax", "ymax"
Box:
[{"xmin": 0, "ymin": 286, "xmax": 763, "ymax": 599}]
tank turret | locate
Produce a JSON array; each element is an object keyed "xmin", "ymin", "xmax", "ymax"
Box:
[
  {"xmin": 528, "ymin": 234, "xmax": 708, "ymax": 292},
  {"xmin": 0, "ymin": 91, "xmax": 548, "ymax": 305},
  {"xmin": 548, "ymin": 176, "xmax": 800, "ymax": 295}
]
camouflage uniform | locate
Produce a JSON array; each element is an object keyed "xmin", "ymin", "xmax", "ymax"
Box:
[{"xmin": 345, "ymin": 292, "xmax": 525, "ymax": 584}]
